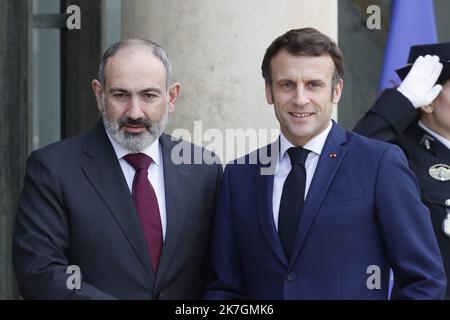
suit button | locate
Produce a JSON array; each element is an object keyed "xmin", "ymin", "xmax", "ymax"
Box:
[
  {"xmin": 154, "ymin": 291, "xmax": 160, "ymax": 300},
  {"xmin": 445, "ymin": 199, "xmax": 450, "ymax": 206},
  {"xmin": 287, "ymin": 272, "xmax": 297, "ymax": 282}
]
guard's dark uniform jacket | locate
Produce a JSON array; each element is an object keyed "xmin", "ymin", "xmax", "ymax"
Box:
[{"xmin": 354, "ymin": 88, "xmax": 450, "ymax": 298}]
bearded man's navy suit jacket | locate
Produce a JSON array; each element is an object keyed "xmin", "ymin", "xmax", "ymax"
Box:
[{"xmin": 13, "ymin": 120, "xmax": 222, "ymax": 299}]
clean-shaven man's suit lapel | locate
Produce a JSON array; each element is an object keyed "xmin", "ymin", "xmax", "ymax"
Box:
[
  {"xmin": 13, "ymin": 120, "xmax": 222, "ymax": 299},
  {"xmin": 256, "ymin": 123, "xmax": 348, "ymax": 268}
]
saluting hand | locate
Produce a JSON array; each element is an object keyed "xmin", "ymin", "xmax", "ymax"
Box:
[{"xmin": 397, "ymin": 55, "xmax": 443, "ymax": 108}]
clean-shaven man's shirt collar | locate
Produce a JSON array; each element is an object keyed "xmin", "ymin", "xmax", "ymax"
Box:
[
  {"xmin": 277, "ymin": 120, "xmax": 333, "ymax": 172},
  {"xmin": 105, "ymin": 128, "xmax": 161, "ymax": 165},
  {"xmin": 418, "ymin": 121, "xmax": 450, "ymax": 151},
  {"xmin": 272, "ymin": 120, "xmax": 333, "ymax": 230}
]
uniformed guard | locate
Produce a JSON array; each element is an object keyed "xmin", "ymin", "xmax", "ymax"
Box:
[{"xmin": 355, "ymin": 43, "xmax": 450, "ymax": 299}]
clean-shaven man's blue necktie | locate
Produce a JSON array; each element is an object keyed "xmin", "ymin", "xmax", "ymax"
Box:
[{"xmin": 278, "ymin": 147, "xmax": 310, "ymax": 261}]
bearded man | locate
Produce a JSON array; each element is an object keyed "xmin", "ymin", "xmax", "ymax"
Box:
[{"xmin": 12, "ymin": 39, "xmax": 222, "ymax": 300}]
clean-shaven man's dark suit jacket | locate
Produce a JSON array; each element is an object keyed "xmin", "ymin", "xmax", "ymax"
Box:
[
  {"xmin": 355, "ymin": 88, "xmax": 450, "ymax": 298},
  {"xmin": 205, "ymin": 121, "xmax": 446, "ymax": 299},
  {"xmin": 13, "ymin": 120, "xmax": 222, "ymax": 299}
]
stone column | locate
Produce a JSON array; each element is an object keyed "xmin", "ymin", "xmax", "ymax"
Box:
[{"xmin": 122, "ymin": 0, "xmax": 337, "ymax": 163}]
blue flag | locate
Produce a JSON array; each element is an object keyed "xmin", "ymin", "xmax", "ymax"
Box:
[{"xmin": 379, "ymin": 0, "xmax": 438, "ymax": 91}]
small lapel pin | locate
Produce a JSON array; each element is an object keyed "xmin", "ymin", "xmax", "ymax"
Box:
[{"xmin": 329, "ymin": 152, "xmax": 337, "ymax": 158}]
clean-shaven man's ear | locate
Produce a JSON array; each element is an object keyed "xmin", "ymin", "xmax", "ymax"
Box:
[
  {"xmin": 332, "ymin": 79, "xmax": 344, "ymax": 104},
  {"xmin": 265, "ymin": 82, "xmax": 274, "ymax": 105},
  {"xmin": 167, "ymin": 82, "xmax": 180, "ymax": 113},
  {"xmin": 92, "ymin": 79, "xmax": 105, "ymax": 112}
]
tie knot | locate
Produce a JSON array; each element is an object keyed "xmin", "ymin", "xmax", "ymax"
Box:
[
  {"xmin": 124, "ymin": 153, "xmax": 152, "ymax": 170},
  {"xmin": 287, "ymin": 147, "xmax": 310, "ymax": 166}
]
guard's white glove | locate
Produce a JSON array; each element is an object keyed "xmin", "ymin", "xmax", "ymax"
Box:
[{"xmin": 397, "ymin": 55, "xmax": 443, "ymax": 108}]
